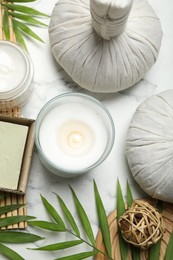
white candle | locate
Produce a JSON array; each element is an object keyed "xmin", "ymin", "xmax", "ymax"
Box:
[{"xmin": 36, "ymin": 93, "xmax": 115, "ymax": 176}]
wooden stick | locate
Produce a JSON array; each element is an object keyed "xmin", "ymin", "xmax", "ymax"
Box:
[
  {"xmin": 0, "ymin": 193, "xmax": 6, "ymax": 230},
  {"xmin": 6, "ymin": 193, "xmax": 13, "ymax": 229},
  {"xmin": 18, "ymin": 195, "xmax": 27, "ymax": 229},
  {"xmin": 12, "ymin": 194, "xmax": 18, "ymax": 229}
]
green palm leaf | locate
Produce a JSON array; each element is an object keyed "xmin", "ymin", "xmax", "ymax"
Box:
[
  {"xmin": 157, "ymin": 200, "xmax": 163, "ymax": 213},
  {"xmin": 12, "ymin": 19, "xmax": 44, "ymax": 42},
  {"xmin": 2, "ymin": 3, "xmax": 49, "ymax": 17},
  {"xmin": 0, "ymin": 216, "xmax": 35, "ymax": 228},
  {"xmin": 149, "ymin": 241, "xmax": 161, "ymax": 260},
  {"xmin": 149, "ymin": 200, "xmax": 163, "ymax": 260},
  {"xmin": 9, "ymin": 12, "xmax": 47, "ymax": 26},
  {"xmin": 31, "ymin": 240, "xmax": 83, "ymax": 251},
  {"xmin": 0, "ymin": 204, "xmax": 24, "ymax": 215},
  {"xmin": 0, "ymin": 231, "xmax": 43, "ymax": 243},
  {"xmin": 131, "ymin": 248, "xmax": 141, "ymax": 260},
  {"xmin": 41, "ymin": 195, "xmax": 65, "ymax": 228},
  {"xmin": 56, "ymin": 194, "xmax": 80, "ymax": 237},
  {"xmin": 94, "ymin": 181, "xmax": 112, "ymax": 258},
  {"xmin": 6, "ymin": 0, "xmax": 36, "ymax": 2},
  {"xmin": 12, "ymin": 19, "xmax": 27, "ymax": 49},
  {"xmin": 70, "ymin": 186, "xmax": 95, "ymax": 246},
  {"xmin": 164, "ymin": 232, "xmax": 173, "ymax": 260},
  {"xmin": 1, "ymin": 0, "xmax": 48, "ymax": 49},
  {"xmin": 29, "ymin": 220, "xmax": 66, "ymax": 232},
  {"xmin": 117, "ymin": 180, "xmax": 126, "ymax": 219},
  {"xmin": 117, "ymin": 179, "xmax": 128, "ymax": 260},
  {"xmin": 0, "ymin": 243, "xmax": 24, "ymax": 260},
  {"xmin": 2, "ymin": 10, "xmax": 10, "ymax": 40},
  {"xmin": 126, "ymin": 181, "xmax": 133, "ymax": 208},
  {"xmin": 54, "ymin": 250, "xmax": 98, "ymax": 260}
]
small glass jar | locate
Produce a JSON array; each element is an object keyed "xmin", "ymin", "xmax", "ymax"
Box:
[
  {"xmin": 35, "ymin": 93, "xmax": 115, "ymax": 177},
  {"xmin": 0, "ymin": 41, "xmax": 34, "ymax": 110}
]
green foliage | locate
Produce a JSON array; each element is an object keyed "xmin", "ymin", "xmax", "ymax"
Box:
[
  {"xmin": 117, "ymin": 180, "xmax": 128, "ymax": 260},
  {"xmin": 41, "ymin": 195, "xmax": 65, "ymax": 227},
  {"xmin": 94, "ymin": 180, "xmax": 112, "ymax": 258},
  {"xmin": 56, "ymin": 194, "xmax": 80, "ymax": 237},
  {"xmin": 54, "ymin": 250, "xmax": 98, "ymax": 260},
  {"xmin": 126, "ymin": 181, "xmax": 133, "ymax": 208},
  {"xmin": 0, "ymin": 243, "xmax": 24, "ymax": 260},
  {"xmin": 148, "ymin": 200, "xmax": 163, "ymax": 260},
  {"xmin": 31, "ymin": 240, "xmax": 84, "ymax": 251},
  {"xmin": 164, "ymin": 232, "xmax": 173, "ymax": 260},
  {"xmin": 1, "ymin": 0, "xmax": 48, "ymax": 49},
  {"xmin": 29, "ymin": 181, "xmax": 114, "ymax": 259},
  {"xmin": 2, "ymin": 10, "xmax": 10, "ymax": 40},
  {"xmin": 70, "ymin": 186, "xmax": 96, "ymax": 247},
  {"xmin": 0, "ymin": 193, "xmax": 44, "ymax": 259},
  {"xmin": 0, "ymin": 204, "xmax": 25, "ymax": 215},
  {"xmin": 0, "ymin": 231, "xmax": 43, "ymax": 243},
  {"xmin": 0, "ymin": 181, "xmax": 166, "ymax": 259},
  {"xmin": 28, "ymin": 180, "xmax": 165, "ymax": 260},
  {"xmin": 0, "ymin": 215, "xmax": 35, "ymax": 228}
]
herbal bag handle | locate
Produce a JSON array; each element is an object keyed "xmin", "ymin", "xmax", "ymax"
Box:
[{"xmin": 90, "ymin": 0, "xmax": 132, "ymax": 40}]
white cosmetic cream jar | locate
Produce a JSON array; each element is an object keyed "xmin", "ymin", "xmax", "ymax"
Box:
[
  {"xmin": 35, "ymin": 93, "xmax": 115, "ymax": 177},
  {"xmin": 0, "ymin": 41, "xmax": 34, "ymax": 110}
]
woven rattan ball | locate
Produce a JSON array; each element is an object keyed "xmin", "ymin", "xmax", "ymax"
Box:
[{"xmin": 118, "ymin": 200, "xmax": 164, "ymax": 249}]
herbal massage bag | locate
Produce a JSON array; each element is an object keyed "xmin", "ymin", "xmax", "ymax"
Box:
[
  {"xmin": 126, "ymin": 90, "xmax": 173, "ymax": 203},
  {"xmin": 49, "ymin": 0, "xmax": 162, "ymax": 93}
]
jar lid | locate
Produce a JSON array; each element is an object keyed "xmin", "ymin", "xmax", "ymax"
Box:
[{"xmin": 0, "ymin": 41, "xmax": 33, "ymax": 101}]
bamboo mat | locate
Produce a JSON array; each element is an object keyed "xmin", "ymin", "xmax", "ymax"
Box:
[
  {"xmin": 0, "ymin": 3, "xmax": 27, "ymax": 229},
  {"xmin": 95, "ymin": 199, "xmax": 173, "ymax": 260}
]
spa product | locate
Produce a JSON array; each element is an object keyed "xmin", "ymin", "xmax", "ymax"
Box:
[
  {"xmin": 0, "ymin": 41, "xmax": 33, "ymax": 110},
  {"xmin": 0, "ymin": 121, "xmax": 28, "ymax": 190},
  {"xmin": 49, "ymin": 0, "xmax": 162, "ymax": 93},
  {"xmin": 126, "ymin": 90, "xmax": 173, "ymax": 203},
  {"xmin": 35, "ymin": 93, "xmax": 115, "ymax": 176}
]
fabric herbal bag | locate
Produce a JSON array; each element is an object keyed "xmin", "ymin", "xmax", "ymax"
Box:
[
  {"xmin": 126, "ymin": 90, "xmax": 173, "ymax": 203},
  {"xmin": 49, "ymin": 0, "xmax": 162, "ymax": 93}
]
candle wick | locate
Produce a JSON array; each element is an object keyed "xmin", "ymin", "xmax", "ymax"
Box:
[{"xmin": 68, "ymin": 131, "xmax": 84, "ymax": 149}]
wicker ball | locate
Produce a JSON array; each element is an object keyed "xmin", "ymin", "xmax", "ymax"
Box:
[{"xmin": 118, "ymin": 200, "xmax": 164, "ymax": 249}]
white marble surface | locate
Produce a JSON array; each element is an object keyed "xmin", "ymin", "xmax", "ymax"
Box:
[{"xmin": 5, "ymin": 0, "xmax": 173, "ymax": 259}]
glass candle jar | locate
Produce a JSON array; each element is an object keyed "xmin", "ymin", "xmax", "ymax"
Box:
[
  {"xmin": 0, "ymin": 41, "xmax": 33, "ymax": 110},
  {"xmin": 35, "ymin": 93, "xmax": 115, "ymax": 177}
]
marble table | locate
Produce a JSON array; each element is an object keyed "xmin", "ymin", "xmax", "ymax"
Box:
[{"xmin": 5, "ymin": 0, "xmax": 173, "ymax": 259}]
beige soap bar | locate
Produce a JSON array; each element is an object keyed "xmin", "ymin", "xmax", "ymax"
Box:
[{"xmin": 0, "ymin": 121, "xmax": 28, "ymax": 190}]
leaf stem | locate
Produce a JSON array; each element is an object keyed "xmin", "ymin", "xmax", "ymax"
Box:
[{"xmin": 67, "ymin": 228, "xmax": 113, "ymax": 260}]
